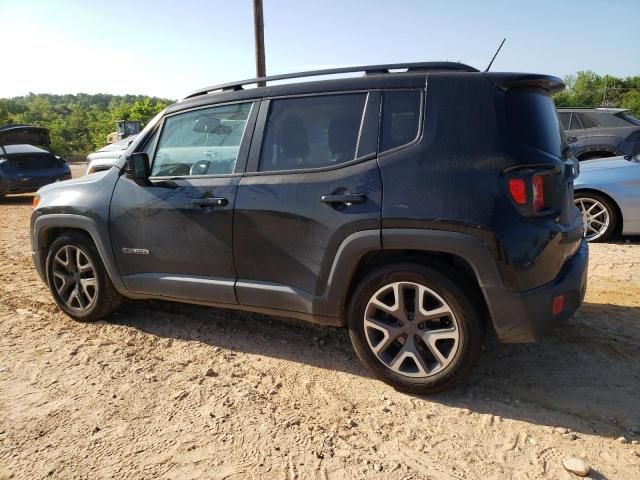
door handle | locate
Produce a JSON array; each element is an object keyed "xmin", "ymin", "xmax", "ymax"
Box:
[
  {"xmin": 567, "ymin": 136, "xmax": 578, "ymax": 143},
  {"xmin": 191, "ymin": 197, "xmax": 228, "ymax": 207},
  {"xmin": 321, "ymin": 193, "xmax": 367, "ymax": 205}
]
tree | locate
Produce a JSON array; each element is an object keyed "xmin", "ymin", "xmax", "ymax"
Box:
[
  {"xmin": 0, "ymin": 93, "xmax": 172, "ymax": 157},
  {"xmin": 553, "ymin": 71, "xmax": 640, "ymax": 117}
]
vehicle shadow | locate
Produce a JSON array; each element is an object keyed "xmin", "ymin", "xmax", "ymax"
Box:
[
  {"xmin": 0, "ymin": 194, "xmax": 34, "ymax": 205},
  {"xmin": 112, "ymin": 300, "xmax": 640, "ymax": 439},
  {"xmin": 611, "ymin": 235, "xmax": 640, "ymax": 245}
]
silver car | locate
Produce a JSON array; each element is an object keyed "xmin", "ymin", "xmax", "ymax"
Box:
[
  {"xmin": 574, "ymin": 153, "xmax": 640, "ymax": 241},
  {"xmin": 86, "ymin": 135, "xmax": 137, "ymax": 175}
]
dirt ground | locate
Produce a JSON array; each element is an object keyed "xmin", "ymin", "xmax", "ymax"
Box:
[{"xmin": 1, "ymin": 164, "xmax": 639, "ymax": 479}]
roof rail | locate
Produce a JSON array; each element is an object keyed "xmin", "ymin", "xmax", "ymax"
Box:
[{"xmin": 184, "ymin": 61, "xmax": 478, "ymax": 99}]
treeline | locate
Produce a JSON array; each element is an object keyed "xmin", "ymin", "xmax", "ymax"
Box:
[
  {"xmin": 553, "ymin": 71, "xmax": 640, "ymax": 116},
  {"xmin": 0, "ymin": 94, "xmax": 172, "ymax": 157},
  {"xmin": 1, "ymin": 72, "xmax": 638, "ymax": 158}
]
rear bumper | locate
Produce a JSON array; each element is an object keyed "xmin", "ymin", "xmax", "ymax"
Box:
[{"xmin": 485, "ymin": 239, "xmax": 588, "ymax": 343}]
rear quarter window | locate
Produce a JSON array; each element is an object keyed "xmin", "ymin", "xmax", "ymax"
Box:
[
  {"xmin": 506, "ymin": 87, "xmax": 564, "ymax": 157},
  {"xmin": 380, "ymin": 91, "xmax": 422, "ymax": 151}
]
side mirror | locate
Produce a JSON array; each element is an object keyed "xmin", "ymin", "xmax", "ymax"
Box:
[{"xmin": 126, "ymin": 152, "xmax": 150, "ymax": 180}]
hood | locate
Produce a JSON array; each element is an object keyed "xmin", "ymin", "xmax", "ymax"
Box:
[
  {"xmin": 579, "ymin": 156, "xmax": 638, "ymax": 172},
  {"xmin": 96, "ymin": 135, "xmax": 137, "ymax": 153},
  {"xmin": 0, "ymin": 124, "xmax": 50, "ymax": 148}
]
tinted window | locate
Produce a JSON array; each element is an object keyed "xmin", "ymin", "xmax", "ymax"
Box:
[
  {"xmin": 569, "ymin": 113, "xmax": 583, "ymax": 130},
  {"xmin": 506, "ymin": 87, "xmax": 565, "ymax": 157},
  {"xmin": 558, "ymin": 112, "xmax": 571, "ymax": 130},
  {"xmin": 259, "ymin": 94, "xmax": 366, "ymax": 172},
  {"xmin": 578, "ymin": 113, "xmax": 599, "ymax": 129},
  {"xmin": 380, "ymin": 91, "xmax": 421, "ymax": 151},
  {"xmin": 151, "ymin": 102, "xmax": 252, "ymax": 177}
]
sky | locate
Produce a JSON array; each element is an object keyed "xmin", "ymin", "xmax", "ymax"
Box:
[{"xmin": 1, "ymin": 0, "xmax": 639, "ymax": 99}]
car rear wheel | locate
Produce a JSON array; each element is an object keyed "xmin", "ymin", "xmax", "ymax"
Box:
[
  {"xmin": 46, "ymin": 231, "xmax": 124, "ymax": 321},
  {"xmin": 574, "ymin": 193, "xmax": 618, "ymax": 242},
  {"xmin": 347, "ymin": 264, "xmax": 482, "ymax": 394}
]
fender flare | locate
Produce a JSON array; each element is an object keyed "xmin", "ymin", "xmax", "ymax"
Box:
[
  {"xmin": 32, "ymin": 214, "xmax": 128, "ymax": 293},
  {"xmin": 319, "ymin": 228, "xmax": 504, "ymax": 324}
]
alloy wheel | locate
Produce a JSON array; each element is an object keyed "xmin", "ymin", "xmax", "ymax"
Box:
[
  {"xmin": 52, "ymin": 245, "xmax": 98, "ymax": 312},
  {"xmin": 575, "ymin": 197, "xmax": 610, "ymax": 241},
  {"xmin": 364, "ymin": 281, "xmax": 459, "ymax": 378}
]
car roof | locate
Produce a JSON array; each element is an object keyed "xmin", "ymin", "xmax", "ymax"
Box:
[
  {"xmin": 170, "ymin": 71, "xmax": 434, "ymax": 113},
  {"xmin": 557, "ymin": 107, "xmax": 628, "ymax": 114}
]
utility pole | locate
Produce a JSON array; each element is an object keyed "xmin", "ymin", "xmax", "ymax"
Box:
[{"xmin": 253, "ymin": 0, "xmax": 266, "ymax": 86}]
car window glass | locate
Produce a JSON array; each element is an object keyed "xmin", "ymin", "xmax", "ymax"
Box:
[
  {"xmin": 578, "ymin": 114, "xmax": 599, "ymax": 129},
  {"xmin": 142, "ymin": 128, "xmax": 160, "ymax": 156},
  {"xmin": 151, "ymin": 102, "xmax": 252, "ymax": 177},
  {"xmin": 569, "ymin": 113, "xmax": 583, "ymax": 130},
  {"xmin": 558, "ymin": 112, "xmax": 571, "ymax": 130},
  {"xmin": 380, "ymin": 91, "xmax": 421, "ymax": 151},
  {"xmin": 259, "ymin": 93, "xmax": 366, "ymax": 172}
]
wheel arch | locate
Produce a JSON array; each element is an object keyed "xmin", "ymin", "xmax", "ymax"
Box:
[
  {"xmin": 576, "ymin": 150, "xmax": 617, "ymax": 161},
  {"xmin": 33, "ymin": 214, "xmax": 127, "ymax": 293},
  {"xmin": 328, "ymin": 229, "xmax": 502, "ymax": 331},
  {"xmin": 343, "ymin": 249, "xmax": 491, "ymax": 329},
  {"xmin": 574, "ymin": 187, "xmax": 624, "ymax": 233}
]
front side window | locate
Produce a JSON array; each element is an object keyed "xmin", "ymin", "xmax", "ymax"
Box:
[
  {"xmin": 380, "ymin": 91, "xmax": 422, "ymax": 151},
  {"xmin": 151, "ymin": 102, "xmax": 252, "ymax": 177},
  {"xmin": 259, "ymin": 93, "xmax": 366, "ymax": 172}
]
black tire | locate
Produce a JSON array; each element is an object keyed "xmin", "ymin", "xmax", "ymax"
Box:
[
  {"xmin": 574, "ymin": 192, "xmax": 618, "ymax": 243},
  {"xmin": 46, "ymin": 231, "xmax": 124, "ymax": 322},
  {"xmin": 347, "ymin": 263, "xmax": 482, "ymax": 394}
]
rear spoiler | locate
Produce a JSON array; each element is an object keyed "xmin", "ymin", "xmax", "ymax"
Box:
[{"xmin": 484, "ymin": 73, "xmax": 565, "ymax": 94}]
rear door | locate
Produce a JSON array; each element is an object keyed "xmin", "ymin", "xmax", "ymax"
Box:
[
  {"xmin": 233, "ymin": 92, "xmax": 382, "ymax": 316},
  {"xmin": 566, "ymin": 112, "xmax": 586, "ymax": 152},
  {"xmin": 110, "ymin": 101, "xmax": 257, "ymax": 304}
]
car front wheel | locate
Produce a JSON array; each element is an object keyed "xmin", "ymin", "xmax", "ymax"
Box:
[
  {"xmin": 347, "ymin": 264, "xmax": 482, "ymax": 394},
  {"xmin": 46, "ymin": 231, "xmax": 124, "ymax": 321}
]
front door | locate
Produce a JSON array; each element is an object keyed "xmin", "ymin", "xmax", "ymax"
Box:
[
  {"xmin": 233, "ymin": 92, "xmax": 382, "ymax": 316},
  {"xmin": 110, "ymin": 101, "xmax": 257, "ymax": 304}
]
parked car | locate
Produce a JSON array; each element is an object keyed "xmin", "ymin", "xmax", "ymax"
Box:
[
  {"xmin": 574, "ymin": 153, "xmax": 640, "ymax": 242},
  {"xmin": 86, "ymin": 135, "xmax": 138, "ymax": 175},
  {"xmin": 0, "ymin": 124, "xmax": 71, "ymax": 198},
  {"xmin": 558, "ymin": 108, "xmax": 640, "ymax": 160},
  {"xmin": 30, "ymin": 62, "xmax": 587, "ymax": 394}
]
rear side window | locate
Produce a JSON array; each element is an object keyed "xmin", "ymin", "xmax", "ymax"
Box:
[
  {"xmin": 380, "ymin": 91, "xmax": 421, "ymax": 151},
  {"xmin": 569, "ymin": 113, "xmax": 583, "ymax": 130},
  {"xmin": 558, "ymin": 112, "xmax": 571, "ymax": 130},
  {"xmin": 259, "ymin": 93, "xmax": 366, "ymax": 172},
  {"xmin": 151, "ymin": 102, "xmax": 252, "ymax": 177},
  {"xmin": 578, "ymin": 113, "xmax": 599, "ymax": 129},
  {"xmin": 506, "ymin": 88, "xmax": 565, "ymax": 157}
]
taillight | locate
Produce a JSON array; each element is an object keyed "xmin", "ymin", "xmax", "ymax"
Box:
[
  {"xmin": 506, "ymin": 171, "xmax": 552, "ymax": 214},
  {"xmin": 508, "ymin": 179, "xmax": 527, "ymax": 205},
  {"xmin": 532, "ymin": 175, "xmax": 544, "ymax": 211}
]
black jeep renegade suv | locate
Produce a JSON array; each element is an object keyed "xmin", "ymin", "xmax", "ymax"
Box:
[{"xmin": 30, "ymin": 62, "xmax": 588, "ymax": 393}]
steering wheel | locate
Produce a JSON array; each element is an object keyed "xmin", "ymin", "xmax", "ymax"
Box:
[{"xmin": 190, "ymin": 160, "xmax": 211, "ymax": 176}]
